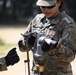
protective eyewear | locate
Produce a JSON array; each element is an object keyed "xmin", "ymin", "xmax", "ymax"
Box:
[{"xmin": 41, "ymin": 4, "xmax": 55, "ymax": 9}]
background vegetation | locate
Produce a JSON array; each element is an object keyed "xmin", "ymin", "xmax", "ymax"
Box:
[
  {"xmin": 0, "ymin": 38, "xmax": 16, "ymax": 56},
  {"xmin": 0, "ymin": 0, "xmax": 76, "ymax": 25}
]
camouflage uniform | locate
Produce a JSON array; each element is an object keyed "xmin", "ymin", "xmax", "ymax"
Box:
[
  {"xmin": 22, "ymin": 11, "xmax": 76, "ymax": 75},
  {"xmin": 0, "ymin": 57, "xmax": 7, "ymax": 71}
]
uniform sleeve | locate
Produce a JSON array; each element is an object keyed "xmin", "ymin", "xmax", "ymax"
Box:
[
  {"xmin": 24, "ymin": 14, "xmax": 39, "ymax": 34},
  {"xmin": 0, "ymin": 57, "xmax": 7, "ymax": 71},
  {"xmin": 18, "ymin": 15, "xmax": 38, "ymax": 52},
  {"xmin": 56, "ymin": 23, "xmax": 76, "ymax": 62}
]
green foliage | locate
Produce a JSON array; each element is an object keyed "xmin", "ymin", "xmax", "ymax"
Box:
[
  {"xmin": 0, "ymin": 38, "xmax": 16, "ymax": 56},
  {"xmin": 0, "ymin": 43, "xmax": 16, "ymax": 56},
  {"xmin": 0, "ymin": 38, "xmax": 5, "ymax": 45}
]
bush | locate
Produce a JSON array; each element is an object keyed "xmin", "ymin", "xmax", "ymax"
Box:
[{"xmin": 0, "ymin": 38, "xmax": 5, "ymax": 45}]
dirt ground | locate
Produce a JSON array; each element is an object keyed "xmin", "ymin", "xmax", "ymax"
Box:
[{"xmin": 0, "ymin": 27, "xmax": 76, "ymax": 75}]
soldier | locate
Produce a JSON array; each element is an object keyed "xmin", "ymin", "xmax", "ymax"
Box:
[
  {"xmin": 18, "ymin": 0, "xmax": 76, "ymax": 75},
  {"xmin": 0, "ymin": 47, "xmax": 20, "ymax": 71}
]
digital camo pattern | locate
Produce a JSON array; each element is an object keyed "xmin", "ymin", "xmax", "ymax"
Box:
[
  {"xmin": 23, "ymin": 11, "xmax": 76, "ymax": 75},
  {"xmin": 0, "ymin": 57, "xmax": 7, "ymax": 71}
]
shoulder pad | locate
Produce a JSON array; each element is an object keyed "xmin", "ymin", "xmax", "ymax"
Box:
[
  {"xmin": 63, "ymin": 17, "xmax": 71, "ymax": 23},
  {"xmin": 31, "ymin": 13, "xmax": 45, "ymax": 24},
  {"xmin": 63, "ymin": 15, "xmax": 74, "ymax": 24},
  {"xmin": 36, "ymin": 13, "xmax": 45, "ymax": 20}
]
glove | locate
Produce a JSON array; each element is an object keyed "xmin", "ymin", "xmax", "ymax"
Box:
[
  {"xmin": 28, "ymin": 35, "xmax": 36, "ymax": 46},
  {"xmin": 18, "ymin": 34, "xmax": 36, "ymax": 50},
  {"xmin": 41, "ymin": 38, "xmax": 57, "ymax": 52},
  {"xmin": 5, "ymin": 47, "xmax": 20, "ymax": 66}
]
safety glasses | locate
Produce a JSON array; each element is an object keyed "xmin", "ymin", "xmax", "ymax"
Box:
[{"xmin": 41, "ymin": 4, "xmax": 55, "ymax": 9}]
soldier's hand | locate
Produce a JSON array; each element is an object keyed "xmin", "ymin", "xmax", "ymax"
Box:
[
  {"xmin": 28, "ymin": 35, "xmax": 36, "ymax": 46},
  {"xmin": 18, "ymin": 34, "xmax": 36, "ymax": 51},
  {"xmin": 41, "ymin": 38, "xmax": 57, "ymax": 52},
  {"xmin": 5, "ymin": 47, "xmax": 20, "ymax": 66}
]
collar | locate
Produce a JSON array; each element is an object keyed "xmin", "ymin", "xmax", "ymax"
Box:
[{"xmin": 41, "ymin": 11, "xmax": 64, "ymax": 25}]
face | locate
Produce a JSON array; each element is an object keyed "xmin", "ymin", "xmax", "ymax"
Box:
[{"xmin": 40, "ymin": 0, "xmax": 61, "ymax": 18}]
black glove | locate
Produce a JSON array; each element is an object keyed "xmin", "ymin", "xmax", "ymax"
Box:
[
  {"xmin": 5, "ymin": 47, "xmax": 20, "ymax": 66},
  {"xmin": 28, "ymin": 35, "xmax": 36, "ymax": 46},
  {"xmin": 18, "ymin": 34, "xmax": 36, "ymax": 50},
  {"xmin": 41, "ymin": 38, "xmax": 57, "ymax": 52}
]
